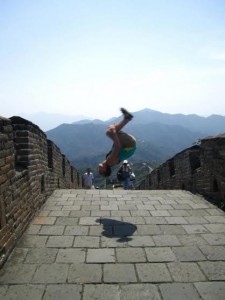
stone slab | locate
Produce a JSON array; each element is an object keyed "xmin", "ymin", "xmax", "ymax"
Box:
[{"xmin": 1, "ymin": 189, "xmax": 225, "ymax": 299}]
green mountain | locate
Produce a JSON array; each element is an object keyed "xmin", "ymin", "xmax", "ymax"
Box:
[{"xmin": 45, "ymin": 108, "xmax": 225, "ymax": 188}]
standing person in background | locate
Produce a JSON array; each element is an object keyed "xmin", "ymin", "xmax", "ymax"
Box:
[
  {"xmin": 98, "ymin": 108, "xmax": 136, "ymax": 177},
  {"xmin": 118, "ymin": 160, "xmax": 132, "ymax": 190},
  {"xmin": 82, "ymin": 168, "xmax": 94, "ymax": 189}
]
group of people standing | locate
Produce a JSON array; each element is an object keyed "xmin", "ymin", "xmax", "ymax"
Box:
[{"xmin": 82, "ymin": 159, "xmax": 135, "ymax": 190}]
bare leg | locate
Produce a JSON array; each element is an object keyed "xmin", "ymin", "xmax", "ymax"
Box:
[
  {"xmin": 106, "ymin": 108, "xmax": 133, "ymax": 137},
  {"xmin": 114, "ymin": 117, "xmax": 130, "ymax": 132}
]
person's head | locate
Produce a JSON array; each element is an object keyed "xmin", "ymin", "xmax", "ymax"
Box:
[
  {"xmin": 87, "ymin": 168, "xmax": 91, "ymax": 174},
  {"xmin": 123, "ymin": 160, "xmax": 128, "ymax": 166},
  {"xmin": 98, "ymin": 161, "xmax": 112, "ymax": 177}
]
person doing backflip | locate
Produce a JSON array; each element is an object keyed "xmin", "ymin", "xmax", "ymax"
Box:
[{"xmin": 98, "ymin": 108, "xmax": 136, "ymax": 177}]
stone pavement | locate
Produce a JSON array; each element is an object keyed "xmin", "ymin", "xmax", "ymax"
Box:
[{"xmin": 1, "ymin": 189, "xmax": 225, "ymax": 300}]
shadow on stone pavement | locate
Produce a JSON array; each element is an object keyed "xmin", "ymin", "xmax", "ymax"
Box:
[{"xmin": 96, "ymin": 218, "xmax": 137, "ymax": 242}]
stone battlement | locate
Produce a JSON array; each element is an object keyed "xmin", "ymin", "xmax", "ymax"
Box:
[
  {"xmin": 138, "ymin": 133, "xmax": 225, "ymax": 209},
  {"xmin": 0, "ymin": 116, "xmax": 82, "ymax": 266}
]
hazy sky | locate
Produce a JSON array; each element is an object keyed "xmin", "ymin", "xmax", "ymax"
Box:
[{"xmin": 1, "ymin": 0, "xmax": 225, "ymax": 120}]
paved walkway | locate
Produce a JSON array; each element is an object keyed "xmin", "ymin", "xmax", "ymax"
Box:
[{"xmin": 1, "ymin": 189, "xmax": 225, "ymax": 299}]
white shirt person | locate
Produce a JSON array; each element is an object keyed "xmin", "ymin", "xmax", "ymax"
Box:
[{"xmin": 82, "ymin": 168, "xmax": 94, "ymax": 189}]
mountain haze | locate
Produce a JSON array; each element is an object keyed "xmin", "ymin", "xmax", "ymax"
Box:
[
  {"xmin": 45, "ymin": 108, "xmax": 225, "ymax": 187},
  {"xmin": 113, "ymin": 109, "xmax": 225, "ymax": 135},
  {"xmin": 20, "ymin": 112, "xmax": 92, "ymax": 131},
  {"xmin": 45, "ymin": 108, "xmax": 225, "ymax": 169}
]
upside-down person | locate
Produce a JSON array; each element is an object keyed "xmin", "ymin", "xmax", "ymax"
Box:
[{"xmin": 98, "ymin": 108, "xmax": 136, "ymax": 177}]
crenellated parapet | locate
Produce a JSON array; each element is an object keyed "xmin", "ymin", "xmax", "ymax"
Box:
[
  {"xmin": 0, "ymin": 116, "xmax": 82, "ymax": 266},
  {"xmin": 138, "ymin": 133, "xmax": 225, "ymax": 209}
]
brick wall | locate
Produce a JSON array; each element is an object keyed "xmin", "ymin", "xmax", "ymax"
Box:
[
  {"xmin": 0, "ymin": 116, "xmax": 82, "ymax": 266},
  {"xmin": 138, "ymin": 134, "xmax": 225, "ymax": 208}
]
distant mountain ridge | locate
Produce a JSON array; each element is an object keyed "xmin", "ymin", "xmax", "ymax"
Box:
[
  {"xmin": 45, "ymin": 108, "xmax": 225, "ymax": 172},
  {"xmin": 73, "ymin": 108, "xmax": 225, "ymax": 136},
  {"xmin": 20, "ymin": 108, "xmax": 225, "ymax": 136},
  {"xmin": 74, "ymin": 119, "xmax": 105, "ymax": 125},
  {"xmin": 20, "ymin": 112, "xmax": 93, "ymax": 131},
  {"xmin": 129, "ymin": 109, "xmax": 225, "ymax": 135}
]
